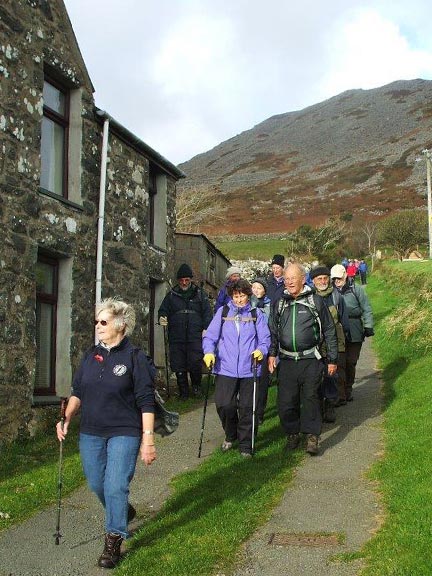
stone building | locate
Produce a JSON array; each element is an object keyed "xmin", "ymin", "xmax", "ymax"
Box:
[
  {"xmin": 0, "ymin": 0, "xmax": 184, "ymax": 443},
  {"xmin": 174, "ymin": 232, "xmax": 231, "ymax": 306}
]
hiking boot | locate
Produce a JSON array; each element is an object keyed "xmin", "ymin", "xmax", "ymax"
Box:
[
  {"xmin": 221, "ymin": 440, "xmax": 233, "ymax": 452},
  {"xmin": 285, "ymin": 433, "xmax": 300, "ymax": 451},
  {"xmin": 127, "ymin": 503, "xmax": 136, "ymax": 523},
  {"xmin": 306, "ymin": 434, "xmax": 319, "ymax": 455},
  {"xmin": 323, "ymin": 400, "xmax": 336, "ymax": 423},
  {"xmin": 98, "ymin": 532, "xmax": 123, "ymax": 569}
]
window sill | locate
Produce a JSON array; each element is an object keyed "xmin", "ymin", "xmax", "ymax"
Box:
[
  {"xmin": 32, "ymin": 395, "xmax": 61, "ymax": 406},
  {"xmin": 38, "ymin": 187, "xmax": 84, "ymax": 211},
  {"xmin": 148, "ymin": 244, "xmax": 167, "ymax": 254}
]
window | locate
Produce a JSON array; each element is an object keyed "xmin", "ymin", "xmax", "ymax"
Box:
[
  {"xmin": 40, "ymin": 78, "xmax": 69, "ymax": 197},
  {"xmin": 207, "ymin": 248, "xmax": 216, "ymax": 285},
  {"xmin": 35, "ymin": 255, "xmax": 58, "ymax": 395}
]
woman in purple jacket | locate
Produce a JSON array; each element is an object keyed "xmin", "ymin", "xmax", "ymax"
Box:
[{"xmin": 203, "ymin": 279, "xmax": 271, "ymax": 457}]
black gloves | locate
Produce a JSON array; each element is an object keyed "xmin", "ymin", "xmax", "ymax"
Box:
[{"xmin": 363, "ymin": 327, "xmax": 375, "ymax": 337}]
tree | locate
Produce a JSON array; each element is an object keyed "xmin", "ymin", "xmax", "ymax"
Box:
[
  {"xmin": 361, "ymin": 221, "xmax": 378, "ymax": 270},
  {"xmin": 287, "ymin": 217, "xmax": 348, "ymax": 262},
  {"xmin": 175, "ymin": 185, "xmax": 226, "ymax": 233},
  {"xmin": 377, "ymin": 210, "xmax": 427, "ymax": 260}
]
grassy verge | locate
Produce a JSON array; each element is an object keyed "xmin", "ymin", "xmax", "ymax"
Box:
[
  {"xmin": 360, "ymin": 262, "xmax": 432, "ymax": 575},
  {"xmin": 117, "ymin": 391, "xmax": 302, "ymax": 576},
  {"xmin": 0, "ymin": 418, "xmax": 84, "ymax": 530}
]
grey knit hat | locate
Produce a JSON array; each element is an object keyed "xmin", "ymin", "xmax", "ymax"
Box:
[{"xmin": 225, "ymin": 266, "xmax": 242, "ymax": 279}]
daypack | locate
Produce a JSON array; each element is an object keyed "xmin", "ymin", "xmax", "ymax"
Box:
[
  {"xmin": 277, "ymin": 293, "xmax": 322, "ymax": 342},
  {"xmin": 131, "ymin": 348, "xmax": 179, "ymax": 437},
  {"xmin": 217, "ymin": 304, "xmax": 258, "ymax": 346}
]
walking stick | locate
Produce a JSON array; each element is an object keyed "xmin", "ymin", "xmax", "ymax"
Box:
[
  {"xmin": 162, "ymin": 325, "xmax": 171, "ymax": 398},
  {"xmin": 251, "ymin": 358, "xmax": 258, "ymax": 457},
  {"xmin": 198, "ymin": 365, "xmax": 212, "ymax": 458},
  {"xmin": 54, "ymin": 397, "xmax": 68, "ymax": 545}
]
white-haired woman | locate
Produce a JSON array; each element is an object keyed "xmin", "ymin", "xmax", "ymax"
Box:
[{"xmin": 56, "ymin": 298, "xmax": 156, "ymax": 569}]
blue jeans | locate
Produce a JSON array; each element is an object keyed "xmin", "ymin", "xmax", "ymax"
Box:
[{"xmin": 79, "ymin": 434, "xmax": 141, "ymax": 538}]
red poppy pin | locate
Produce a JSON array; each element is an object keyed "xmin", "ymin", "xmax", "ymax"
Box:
[{"xmin": 94, "ymin": 354, "xmax": 104, "ymax": 363}]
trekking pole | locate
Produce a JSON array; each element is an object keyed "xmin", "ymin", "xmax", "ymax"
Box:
[
  {"xmin": 251, "ymin": 358, "xmax": 258, "ymax": 456},
  {"xmin": 54, "ymin": 397, "xmax": 68, "ymax": 545},
  {"xmin": 198, "ymin": 365, "xmax": 212, "ymax": 458},
  {"xmin": 162, "ymin": 324, "xmax": 171, "ymax": 398}
]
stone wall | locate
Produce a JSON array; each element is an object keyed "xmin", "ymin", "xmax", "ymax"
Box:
[{"xmin": 0, "ymin": 0, "xmax": 179, "ymax": 443}]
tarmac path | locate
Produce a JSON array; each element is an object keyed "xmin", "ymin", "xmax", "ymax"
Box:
[
  {"xmin": 233, "ymin": 338, "xmax": 382, "ymax": 576},
  {"xmin": 0, "ymin": 338, "xmax": 382, "ymax": 576}
]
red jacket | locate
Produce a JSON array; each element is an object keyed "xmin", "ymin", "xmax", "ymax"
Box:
[{"xmin": 346, "ymin": 264, "xmax": 357, "ymax": 277}]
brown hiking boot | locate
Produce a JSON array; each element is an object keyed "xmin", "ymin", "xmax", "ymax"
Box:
[
  {"xmin": 306, "ymin": 434, "xmax": 319, "ymax": 455},
  {"xmin": 285, "ymin": 433, "xmax": 300, "ymax": 451},
  {"xmin": 97, "ymin": 533, "xmax": 123, "ymax": 569}
]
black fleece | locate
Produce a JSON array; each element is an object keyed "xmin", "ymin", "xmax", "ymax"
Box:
[{"xmin": 72, "ymin": 337, "xmax": 155, "ymax": 438}]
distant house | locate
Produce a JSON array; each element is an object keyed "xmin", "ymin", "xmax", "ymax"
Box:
[
  {"xmin": 0, "ymin": 0, "xmax": 184, "ymax": 442},
  {"xmin": 174, "ymin": 233, "xmax": 231, "ymax": 304}
]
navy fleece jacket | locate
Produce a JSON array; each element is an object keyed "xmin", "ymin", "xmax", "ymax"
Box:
[{"xmin": 72, "ymin": 337, "xmax": 155, "ymax": 438}]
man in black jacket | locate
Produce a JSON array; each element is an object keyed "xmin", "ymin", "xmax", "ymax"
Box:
[
  {"xmin": 266, "ymin": 254, "xmax": 285, "ymax": 303},
  {"xmin": 268, "ymin": 263, "xmax": 338, "ymax": 455},
  {"xmin": 158, "ymin": 264, "xmax": 212, "ymax": 399}
]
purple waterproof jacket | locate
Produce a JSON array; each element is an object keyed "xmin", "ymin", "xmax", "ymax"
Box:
[{"xmin": 203, "ymin": 301, "xmax": 271, "ymax": 378}]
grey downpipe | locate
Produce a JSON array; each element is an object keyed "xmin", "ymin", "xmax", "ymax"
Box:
[{"xmin": 95, "ymin": 117, "xmax": 110, "ymax": 342}]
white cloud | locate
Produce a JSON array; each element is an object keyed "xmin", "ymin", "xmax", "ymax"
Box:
[
  {"xmin": 152, "ymin": 15, "xmax": 235, "ymax": 96},
  {"xmin": 319, "ymin": 8, "xmax": 432, "ymax": 98}
]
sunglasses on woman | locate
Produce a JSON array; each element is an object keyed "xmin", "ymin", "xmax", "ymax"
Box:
[{"xmin": 94, "ymin": 319, "xmax": 109, "ymax": 326}]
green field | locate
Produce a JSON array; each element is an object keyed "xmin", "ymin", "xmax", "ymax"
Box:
[{"xmin": 215, "ymin": 238, "xmax": 289, "ymax": 261}]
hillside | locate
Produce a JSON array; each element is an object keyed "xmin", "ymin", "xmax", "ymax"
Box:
[{"xmin": 178, "ymin": 79, "xmax": 432, "ymax": 236}]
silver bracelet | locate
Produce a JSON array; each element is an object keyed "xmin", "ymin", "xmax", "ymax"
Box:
[{"xmin": 142, "ymin": 430, "xmax": 154, "ymax": 435}]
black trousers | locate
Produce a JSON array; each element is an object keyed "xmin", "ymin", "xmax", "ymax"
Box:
[
  {"xmin": 345, "ymin": 341, "xmax": 363, "ymax": 393},
  {"xmin": 214, "ymin": 375, "xmax": 255, "ymax": 454},
  {"xmin": 169, "ymin": 341, "xmax": 203, "ymax": 373},
  {"xmin": 277, "ymin": 358, "xmax": 324, "ymax": 436}
]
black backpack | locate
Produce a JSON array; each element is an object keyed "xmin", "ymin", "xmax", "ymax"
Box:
[{"xmin": 132, "ymin": 349, "xmax": 179, "ymax": 437}]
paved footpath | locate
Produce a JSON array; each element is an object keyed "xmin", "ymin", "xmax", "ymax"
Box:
[
  {"xmin": 233, "ymin": 339, "xmax": 382, "ymax": 576},
  {"xmin": 0, "ymin": 339, "xmax": 382, "ymax": 576}
]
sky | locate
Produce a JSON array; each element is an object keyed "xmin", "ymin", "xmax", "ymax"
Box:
[{"xmin": 63, "ymin": 0, "xmax": 432, "ymax": 165}]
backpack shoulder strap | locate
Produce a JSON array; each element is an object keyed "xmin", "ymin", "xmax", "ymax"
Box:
[
  {"xmin": 215, "ymin": 304, "xmax": 230, "ymax": 348},
  {"xmin": 305, "ymin": 293, "xmax": 322, "ymax": 339},
  {"xmin": 277, "ymin": 298, "xmax": 286, "ymax": 316},
  {"xmin": 250, "ymin": 307, "xmax": 258, "ymax": 341},
  {"xmin": 331, "ymin": 289, "xmax": 340, "ymax": 308},
  {"xmin": 349, "ymin": 284, "xmax": 362, "ymax": 309},
  {"xmin": 222, "ymin": 304, "xmax": 229, "ymax": 320},
  {"xmin": 131, "ymin": 347, "xmax": 157, "ymax": 381}
]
